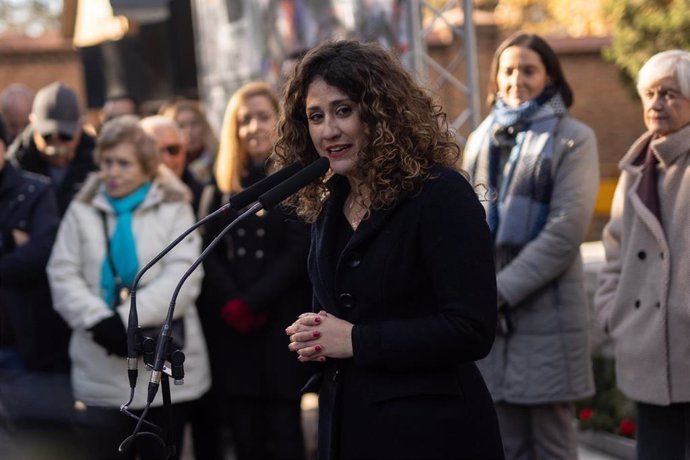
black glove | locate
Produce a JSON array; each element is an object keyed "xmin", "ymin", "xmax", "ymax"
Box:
[{"xmin": 89, "ymin": 314, "xmax": 128, "ymax": 357}]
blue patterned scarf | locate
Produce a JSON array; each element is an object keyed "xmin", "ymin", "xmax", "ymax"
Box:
[
  {"xmin": 466, "ymin": 89, "xmax": 567, "ymax": 269},
  {"xmin": 100, "ymin": 182, "xmax": 152, "ymax": 308}
]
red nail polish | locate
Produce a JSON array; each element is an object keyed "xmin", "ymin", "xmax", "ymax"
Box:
[
  {"xmin": 319, "ymin": 357, "xmax": 326, "ymax": 362},
  {"xmin": 313, "ymin": 331, "xmax": 321, "ymax": 338},
  {"xmin": 314, "ymin": 317, "xmax": 321, "ymax": 323},
  {"xmin": 315, "ymin": 345, "xmax": 322, "ymax": 352}
]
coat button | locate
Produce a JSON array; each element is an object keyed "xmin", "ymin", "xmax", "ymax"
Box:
[
  {"xmin": 346, "ymin": 253, "xmax": 361, "ymax": 268},
  {"xmin": 634, "ymin": 300, "xmax": 640, "ymax": 309},
  {"xmin": 660, "ymin": 252, "xmax": 665, "ymax": 260},
  {"xmin": 656, "ymin": 302, "xmax": 661, "ymax": 309},
  {"xmin": 237, "ymin": 247, "xmax": 246, "ymax": 257},
  {"xmin": 236, "ymin": 228, "xmax": 246, "ymax": 237},
  {"xmin": 339, "ymin": 293, "xmax": 355, "ymax": 309},
  {"xmin": 256, "ymin": 228, "xmax": 265, "ymax": 237},
  {"xmin": 637, "ymin": 251, "xmax": 646, "ymax": 260},
  {"xmin": 255, "ymin": 249, "xmax": 264, "ymax": 259}
]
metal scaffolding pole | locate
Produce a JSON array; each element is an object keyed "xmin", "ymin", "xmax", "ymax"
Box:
[{"xmin": 407, "ymin": 0, "xmax": 481, "ymax": 138}]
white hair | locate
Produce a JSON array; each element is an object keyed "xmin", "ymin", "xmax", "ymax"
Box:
[
  {"xmin": 139, "ymin": 114, "xmax": 183, "ymax": 140},
  {"xmin": 637, "ymin": 49, "xmax": 690, "ymax": 98}
]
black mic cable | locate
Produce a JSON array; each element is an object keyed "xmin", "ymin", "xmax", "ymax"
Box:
[{"xmin": 121, "ymin": 161, "xmax": 302, "ymax": 407}]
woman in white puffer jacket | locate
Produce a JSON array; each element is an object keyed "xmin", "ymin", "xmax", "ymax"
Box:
[{"xmin": 48, "ymin": 115, "xmax": 210, "ymax": 460}]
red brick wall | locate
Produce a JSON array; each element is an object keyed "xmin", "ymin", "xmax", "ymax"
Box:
[{"xmin": 0, "ymin": 37, "xmax": 86, "ymax": 112}]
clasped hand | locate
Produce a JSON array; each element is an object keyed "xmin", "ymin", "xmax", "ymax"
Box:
[{"xmin": 285, "ymin": 310, "xmax": 354, "ymax": 362}]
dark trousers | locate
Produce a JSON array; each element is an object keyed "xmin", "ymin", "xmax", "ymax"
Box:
[
  {"xmin": 637, "ymin": 401, "xmax": 690, "ymax": 460},
  {"xmin": 226, "ymin": 396, "xmax": 306, "ymax": 460},
  {"xmin": 189, "ymin": 388, "xmax": 226, "ymax": 460},
  {"xmin": 74, "ymin": 401, "xmax": 192, "ymax": 460}
]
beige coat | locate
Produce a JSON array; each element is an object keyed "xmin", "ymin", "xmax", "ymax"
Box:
[
  {"xmin": 595, "ymin": 124, "xmax": 690, "ymax": 405},
  {"xmin": 48, "ymin": 166, "xmax": 210, "ymax": 409}
]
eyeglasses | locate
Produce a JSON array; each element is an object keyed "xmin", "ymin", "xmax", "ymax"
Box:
[
  {"xmin": 160, "ymin": 144, "xmax": 181, "ymax": 155},
  {"xmin": 41, "ymin": 132, "xmax": 73, "ymax": 143}
]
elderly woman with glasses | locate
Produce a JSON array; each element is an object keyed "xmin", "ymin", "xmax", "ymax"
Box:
[
  {"xmin": 595, "ymin": 49, "xmax": 690, "ymax": 460},
  {"xmin": 47, "ymin": 115, "xmax": 210, "ymax": 460}
]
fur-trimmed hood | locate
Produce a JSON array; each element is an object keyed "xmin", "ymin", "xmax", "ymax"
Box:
[{"xmin": 75, "ymin": 164, "xmax": 191, "ymax": 207}]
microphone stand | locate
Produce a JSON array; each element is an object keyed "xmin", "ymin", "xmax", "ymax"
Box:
[
  {"xmin": 121, "ymin": 202, "xmax": 231, "ymax": 408},
  {"xmin": 118, "ymin": 158, "xmax": 328, "ymax": 456},
  {"xmin": 120, "ymin": 202, "xmax": 263, "ymax": 455},
  {"xmin": 121, "ymin": 162, "xmax": 302, "ymax": 408}
]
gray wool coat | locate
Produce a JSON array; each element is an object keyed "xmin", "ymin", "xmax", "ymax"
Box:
[
  {"xmin": 463, "ymin": 114, "xmax": 598, "ymax": 404},
  {"xmin": 595, "ymin": 124, "xmax": 690, "ymax": 406}
]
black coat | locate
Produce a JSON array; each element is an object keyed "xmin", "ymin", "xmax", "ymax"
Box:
[
  {"xmin": 198, "ymin": 167, "xmax": 311, "ymax": 399},
  {"xmin": 309, "ymin": 166, "xmax": 504, "ymax": 460},
  {"xmin": 0, "ymin": 162, "xmax": 70, "ymax": 372},
  {"xmin": 6, "ymin": 127, "xmax": 98, "ymax": 216}
]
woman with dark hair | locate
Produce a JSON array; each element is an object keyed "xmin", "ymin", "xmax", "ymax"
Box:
[
  {"xmin": 281, "ymin": 40, "xmax": 503, "ymax": 459},
  {"xmin": 198, "ymin": 81, "xmax": 311, "ymax": 460},
  {"xmin": 462, "ymin": 32, "xmax": 598, "ymax": 459}
]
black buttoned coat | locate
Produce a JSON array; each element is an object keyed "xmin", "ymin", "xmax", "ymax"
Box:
[
  {"xmin": 309, "ymin": 166, "xmax": 504, "ymax": 460},
  {"xmin": 198, "ymin": 167, "xmax": 311, "ymax": 399}
]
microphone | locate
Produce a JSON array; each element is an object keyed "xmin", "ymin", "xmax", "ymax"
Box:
[
  {"xmin": 146, "ymin": 156, "xmax": 330, "ymax": 405},
  {"xmin": 258, "ymin": 157, "xmax": 329, "ymax": 209},
  {"xmin": 122, "ymin": 161, "xmax": 303, "ymax": 404}
]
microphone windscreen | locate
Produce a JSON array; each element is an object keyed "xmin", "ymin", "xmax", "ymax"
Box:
[
  {"xmin": 258, "ymin": 157, "xmax": 330, "ymax": 210},
  {"xmin": 230, "ymin": 161, "xmax": 302, "ymax": 210}
]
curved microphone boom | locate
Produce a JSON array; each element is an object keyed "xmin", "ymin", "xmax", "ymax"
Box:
[
  {"xmin": 146, "ymin": 156, "xmax": 329, "ymax": 406},
  {"xmin": 122, "ymin": 161, "xmax": 302, "ymax": 405}
]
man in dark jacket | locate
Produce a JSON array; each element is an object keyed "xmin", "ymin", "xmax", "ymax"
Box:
[
  {"xmin": 5, "ymin": 82, "xmax": 97, "ymax": 216},
  {"xmin": 0, "ymin": 117, "xmax": 80, "ymax": 459},
  {"xmin": 0, "ymin": 119, "xmax": 69, "ymax": 373}
]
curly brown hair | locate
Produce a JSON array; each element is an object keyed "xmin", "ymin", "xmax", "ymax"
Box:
[{"xmin": 273, "ymin": 40, "xmax": 460, "ymax": 222}]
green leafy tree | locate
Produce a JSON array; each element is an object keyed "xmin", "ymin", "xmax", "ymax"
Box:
[{"xmin": 604, "ymin": 0, "xmax": 690, "ymax": 92}]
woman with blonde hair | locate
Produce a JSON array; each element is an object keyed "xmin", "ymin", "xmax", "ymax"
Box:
[{"xmin": 198, "ymin": 81, "xmax": 310, "ymax": 460}]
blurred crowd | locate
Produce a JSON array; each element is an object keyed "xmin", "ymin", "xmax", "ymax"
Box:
[
  {"xmin": 0, "ymin": 79, "xmax": 310, "ymax": 460},
  {"xmin": 1, "ymin": 36, "xmax": 690, "ymax": 460}
]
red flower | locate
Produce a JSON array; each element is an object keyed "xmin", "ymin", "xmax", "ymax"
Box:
[
  {"xmin": 619, "ymin": 418, "xmax": 636, "ymax": 437},
  {"xmin": 579, "ymin": 407, "xmax": 594, "ymax": 422}
]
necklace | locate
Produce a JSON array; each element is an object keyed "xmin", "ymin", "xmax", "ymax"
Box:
[{"xmin": 345, "ymin": 193, "xmax": 368, "ymax": 230}]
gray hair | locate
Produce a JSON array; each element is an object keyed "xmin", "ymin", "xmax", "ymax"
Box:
[
  {"xmin": 139, "ymin": 114, "xmax": 183, "ymax": 140},
  {"xmin": 637, "ymin": 49, "xmax": 690, "ymax": 98},
  {"xmin": 95, "ymin": 115, "xmax": 160, "ymax": 176}
]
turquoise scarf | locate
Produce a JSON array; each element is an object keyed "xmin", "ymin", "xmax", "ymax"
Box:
[{"xmin": 100, "ymin": 182, "xmax": 152, "ymax": 308}]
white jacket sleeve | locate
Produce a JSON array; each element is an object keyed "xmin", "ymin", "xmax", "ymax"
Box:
[{"xmin": 48, "ymin": 203, "xmax": 112, "ymax": 330}]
